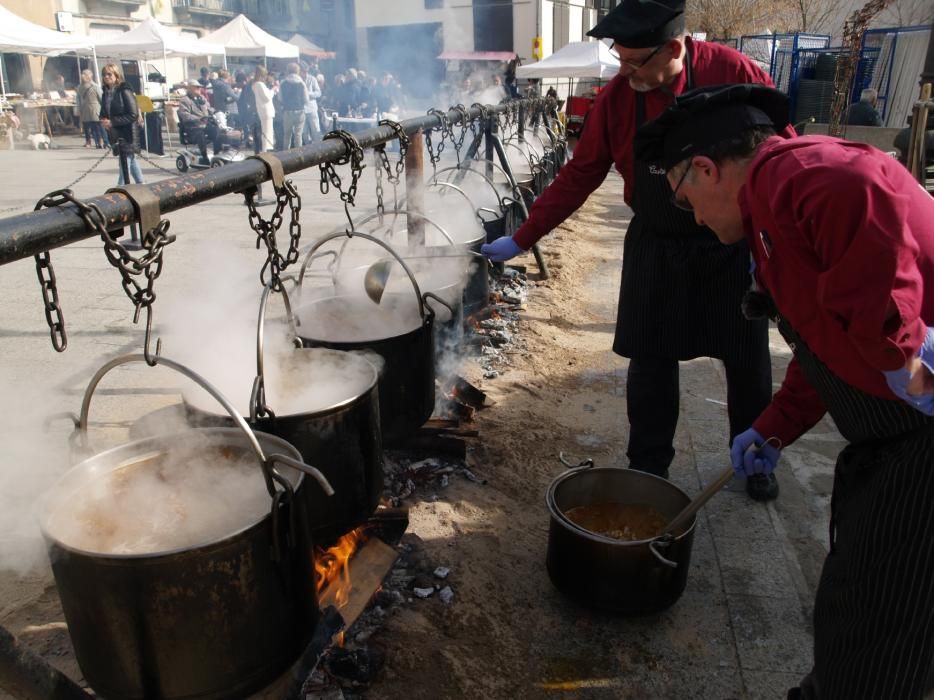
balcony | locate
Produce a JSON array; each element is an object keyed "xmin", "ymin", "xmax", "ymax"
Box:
[{"xmin": 172, "ymin": 0, "xmax": 240, "ymax": 19}]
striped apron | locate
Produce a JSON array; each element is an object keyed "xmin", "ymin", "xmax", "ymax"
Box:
[
  {"xmin": 774, "ymin": 315, "xmax": 934, "ymax": 699},
  {"xmin": 614, "ymin": 55, "xmax": 769, "ymax": 364}
]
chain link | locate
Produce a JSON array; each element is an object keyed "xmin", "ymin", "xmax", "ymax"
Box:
[
  {"xmin": 136, "ymin": 150, "xmax": 183, "ymax": 177},
  {"xmin": 450, "ymin": 104, "xmax": 470, "ymax": 165},
  {"xmin": 32, "ymin": 188, "xmax": 175, "ymax": 363},
  {"xmin": 425, "ymin": 108, "xmax": 450, "ymax": 174},
  {"xmin": 319, "ymin": 129, "xmax": 366, "ymax": 231},
  {"xmin": 244, "ymin": 178, "xmax": 302, "ymax": 291},
  {"xmin": 374, "ymin": 119, "xmax": 409, "ymax": 216}
]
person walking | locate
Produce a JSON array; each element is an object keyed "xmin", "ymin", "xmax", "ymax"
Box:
[
  {"xmin": 252, "ymin": 66, "xmax": 276, "ymax": 152},
  {"xmin": 635, "ymin": 82, "xmax": 934, "ymax": 700},
  {"xmin": 480, "ymin": 0, "xmax": 790, "ymax": 501},
  {"xmin": 99, "ymin": 63, "xmax": 143, "ymax": 185},
  {"xmin": 278, "ymin": 62, "xmax": 307, "ymax": 150},
  {"xmin": 76, "ymin": 69, "xmax": 107, "ymax": 149},
  {"xmin": 300, "ymin": 62, "xmax": 322, "ymax": 144}
]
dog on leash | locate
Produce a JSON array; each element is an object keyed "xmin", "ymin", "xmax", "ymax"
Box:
[{"xmin": 27, "ymin": 133, "xmax": 51, "ymax": 150}]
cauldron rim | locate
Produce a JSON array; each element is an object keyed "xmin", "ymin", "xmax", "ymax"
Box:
[
  {"xmin": 39, "ymin": 428, "xmax": 303, "ymax": 560},
  {"xmin": 546, "ymin": 465, "xmax": 696, "ymax": 546}
]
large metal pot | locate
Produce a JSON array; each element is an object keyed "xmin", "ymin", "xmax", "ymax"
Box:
[
  {"xmin": 184, "ymin": 284, "xmax": 383, "ymax": 545},
  {"xmin": 42, "ymin": 355, "xmax": 334, "ymax": 699},
  {"xmin": 545, "ymin": 458, "xmax": 696, "ymax": 615},
  {"xmin": 296, "ymin": 232, "xmax": 445, "ymax": 444}
]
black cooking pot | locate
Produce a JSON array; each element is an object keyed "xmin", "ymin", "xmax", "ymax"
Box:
[
  {"xmin": 184, "ymin": 284, "xmax": 383, "ymax": 545},
  {"xmin": 545, "ymin": 458, "xmax": 696, "ymax": 615},
  {"xmin": 44, "ymin": 355, "xmax": 335, "ymax": 699},
  {"xmin": 296, "ymin": 232, "xmax": 442, "ymax": 444}
]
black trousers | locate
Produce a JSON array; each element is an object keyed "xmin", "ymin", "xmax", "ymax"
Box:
[{"xmin": 626, "ymin": 350, "xmax": 773, "ymax": 476}]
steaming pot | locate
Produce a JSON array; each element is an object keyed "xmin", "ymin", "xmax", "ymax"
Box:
[
  {"xmin": 184, "ymin": 284, "xmax": 383, "ymax": 545},
  {"xmin": 296, "ymin": 232, "xmax": 446, "ymax": 444},
  {"xmin": 42, "ymin": 355, "xmax": 334, "ymax": 699},
  {"xmin": 545, "ymin": 458, "xmax": 697, "ymax": 615}
]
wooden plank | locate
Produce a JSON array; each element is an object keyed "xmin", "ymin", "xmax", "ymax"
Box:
[{"xmin": 318, "ymin": 538, "xmax": 399, "ymax": 632}]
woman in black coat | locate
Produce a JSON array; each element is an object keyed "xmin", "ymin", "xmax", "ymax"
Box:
[{"xmin": 99, "ymin": 63, "xmax": 144, "ymax": 184}]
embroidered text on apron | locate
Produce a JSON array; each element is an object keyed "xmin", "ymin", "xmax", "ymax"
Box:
[
  {"xmin": 613, "ymin": 53, "xmax": 769, "ymax": 363},
  {"xmin": 775, "ymin": 316, "xmax": 934, "ymax": 700}
]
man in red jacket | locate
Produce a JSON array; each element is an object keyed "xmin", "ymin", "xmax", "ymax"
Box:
[
  {"xmin": 635, "ymin": 83, "xmax": 934, "ymax": 700},
  {"xmin": 482, "ymin": 0, "xmax": 789, "ymax": 500}
]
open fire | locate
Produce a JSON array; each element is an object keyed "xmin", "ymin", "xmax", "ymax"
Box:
[{"xmin": 315, "ymin": 527, "xmax": 367, "ymax": 613}]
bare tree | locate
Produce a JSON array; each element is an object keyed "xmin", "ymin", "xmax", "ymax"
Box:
[
  {"xmin": 783, "ymin": 0, "xmax": 839, "ymax": 33},
  {"xmin": 687, "ymin": 0, "xmax": 787, "ymax": 39},
  {"xmin": 874, "ymin": 0, "xmax": 934, "ymax": 27}
]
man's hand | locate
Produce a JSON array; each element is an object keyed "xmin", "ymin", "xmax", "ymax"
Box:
[
  {"xmin": 884, "ymin": 327, "xmax": 934, "ymax": 415},
  {"xmin": 481, "ymin": 236, "xmax": 523, "ymax": 262},
  {"xmin": 100, "ymin": 118, "xmax": 111, "ymax": 129},
  {"xmin": 730, "ymin": 428, "xmax": 781, "ymax": 477}
]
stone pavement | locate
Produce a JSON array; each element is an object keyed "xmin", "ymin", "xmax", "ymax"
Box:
[{"xmin": 0, "ymin": 135, "xmax": 841, "ymax": 698}]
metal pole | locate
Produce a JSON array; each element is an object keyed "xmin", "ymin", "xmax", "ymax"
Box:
[
  {"xmin": 0, "ymin": 100, "xmax": 542, "ymax": 266},
  {"xmin": 0, "ymin": 623, "xmax": 94, "ymax": 699}
]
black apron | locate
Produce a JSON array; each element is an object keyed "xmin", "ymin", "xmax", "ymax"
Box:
[
  {"xmin": 767, "ymin": 305, "xmax": 934, "ymax": 699},
  {"xmin": 614, "ymin": 54, "xmax": 769, "ymax": 363}
]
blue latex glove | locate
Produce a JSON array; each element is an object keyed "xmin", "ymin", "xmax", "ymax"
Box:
[
  {"xmin": 730, "ymin": 428, "xmax": 781, "ymax": 477},
  {"xmin": 481, "ymin": 236, "xmax": 523, "ymax": 262},
  {"xmin": 883, "ymin": 326, "xmax": 934, "ymax": 416}
]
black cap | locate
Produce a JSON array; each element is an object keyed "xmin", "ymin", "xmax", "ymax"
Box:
[
  {"xmin": 634, "ymin": 84, "xmax": 791, "ymax": 169},
  {"xmin": 587, "ymin": 0, "xmax": 685, "ymax": 49}
]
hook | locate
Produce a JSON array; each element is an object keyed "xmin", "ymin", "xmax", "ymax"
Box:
[{"xmin": 141, "ymin": 305, "xmax": 161, "ymax": 367}]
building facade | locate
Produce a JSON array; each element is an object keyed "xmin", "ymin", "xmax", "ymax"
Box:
[{"xmin": 352, "ymin": 0, "xmax": 620, "ymax": 100}]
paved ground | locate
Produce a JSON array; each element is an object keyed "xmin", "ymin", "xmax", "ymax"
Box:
[{"xmin": 0, "ymin": 135, "xmax": 842, "ymax": 699}]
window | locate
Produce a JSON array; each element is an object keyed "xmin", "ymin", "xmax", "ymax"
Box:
[{"xmin": 425, "ymin": 0, "xmax": 443, "ymax": 8}]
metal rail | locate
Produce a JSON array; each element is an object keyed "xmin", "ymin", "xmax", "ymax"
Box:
[{"xmin": 0, "ymin": 99, "xmax": 546, "ymax": 267}]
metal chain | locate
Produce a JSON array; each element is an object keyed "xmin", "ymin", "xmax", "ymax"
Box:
[
  {"xmin": 375, "ymin": 119, "xmax": 409, "ymax": 213},
  {"xmin": 470, "ymin": 103, "xmax": 491, "ymax": 138},
  {"xmin": 425, "ymin": 108, "xmax": 450, "ymax": 173},
  {"xmin": 319, "ymin": 129, "xmax": 366, "ymax": 231},
  {"xmin": 136, "ymin": 150, "xmax": 182, "ymax": 177},
  {"xmin": 33, "ymin": 189, "xmax": 175, "ymax": 363},
  {"xmin": 450, "ymin": 104, "xmax": 471, "ymax": 166},
  {"xmin": 245, "ymin": 179, "xmax": 302, "ymax": 291}
]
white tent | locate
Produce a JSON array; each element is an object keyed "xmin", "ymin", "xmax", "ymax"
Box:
[
  {"xmin": 287, "ymin": 33, "xmax": 335, "ymax": 59},
  {"xmin": 92, "ymin": 18, "xmax": 225, "ymax": 60},
  {"xmin": 516, "ymin": 41, "xmax": 619, "ymax": 80},
  {"xmin": 0, "ymin": 4, "xmax": 96, "ymax": 98},
  {"xmin": 203, "ymin": 15, "xmax": 299, "ymax": 61}
]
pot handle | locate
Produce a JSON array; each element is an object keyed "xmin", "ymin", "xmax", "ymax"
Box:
[
  {"xmin": 649, "ymin": 535, "xmax": 679, "ymax": 569},
  {"xmin": 252, "ymin": 281, "xmax": 302, "ymax": 421},
  {"xmin": 558, "ymin": 451, "xmax": 595, "ymax": 470},
  {"xmin": 432, "ymin": 164, "xmax": 507, "ymax": 212},
  {"xmin": 352, "ymin": 209, "xmax": 457, "ymax": 250},
  {"xmin": 427, "ymin": 180, "xmax": 489, "ymax": 225},
  {"xmin": 301, "ymin": 230, "xmax": 428, "ymax": 321},
  {"xmin": 75, "ymin": 353, "xmax": 334, "ymax": 501}
]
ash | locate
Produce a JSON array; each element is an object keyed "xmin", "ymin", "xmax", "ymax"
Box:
[
  {"xmin": 382, "ymin": 452, "xmax": 482, "ymax": 507},
  {"xmin": 471, "ymin": 267, "xmax": 529, "ymax": 379}
]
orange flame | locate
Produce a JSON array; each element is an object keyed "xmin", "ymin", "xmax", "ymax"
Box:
[{"xmin": 314, "ymin": 527, "xmax": 367, "ymax": 609}]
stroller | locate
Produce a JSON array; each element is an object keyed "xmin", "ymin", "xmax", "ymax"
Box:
[{"xmin": 176, "ymin": 114, "xmax": 246, "ymax": 172}]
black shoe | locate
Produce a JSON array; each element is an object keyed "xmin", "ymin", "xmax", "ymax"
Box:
[
  {"xmin": 198, "ymin": 157, "xmax": 210, "ymax": 166},
  {"xmin": 746, "ymin": 473, "xmax": 779, "ymax": 501}
]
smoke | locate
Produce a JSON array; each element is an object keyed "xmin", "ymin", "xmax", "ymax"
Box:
[{"xmin": 160, "ymin": 241, "xmax": 379, "ymax": 419}]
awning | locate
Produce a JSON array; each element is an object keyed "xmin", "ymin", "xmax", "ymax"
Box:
[
  {"xmin": 202, "ymin": 14, "xmax": 299, "ymax": 59},
  {"xmin": 287, "ymin": 33, "xmax": 336, "ymax": 60},
  {"xmin": 516, "ymin": 41, "xmax": 618, "ymax": 80},
  {"xmin": 437, "ymin": 50, "xmax": 517, "ymax": 62}
]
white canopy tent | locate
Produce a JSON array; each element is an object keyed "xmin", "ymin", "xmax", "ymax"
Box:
[
  {"xmin": 185, "ymin": 13, "xmax": 294, "ymax": 151},
  {"xmin": 515, "ymin": 41, "xmax": 619, "ymax": 80},
  {"xmin": 92, "ymin": 18, "xmax": 226, "ymax": 62},
  {"xmin": 286, "ymin": 33, "xmax": 335, "ymax": 60},
  {"xmin": 0, "ymin": 4, "xmax": 97, "ymax": 99},
  {"xmin": 203, "ymin": 15, "xmax": 299, "ymax": 62}
]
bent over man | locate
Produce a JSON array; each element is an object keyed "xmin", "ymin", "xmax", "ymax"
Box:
[
  {"xmin": 482, "ymin": 0, "xmax": 793, "ymax": 500},
  {"xmin": 635, "ymin": 83, "xmax": 934, "ymax": 700}
]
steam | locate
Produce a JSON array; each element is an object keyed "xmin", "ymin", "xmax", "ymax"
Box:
[
  {"xmin": 42, "ymin": 432, "xmax": 295, "ymax": 555},
  {"xmin": 0, "ymin": 372, "xmax": 71, "ymax": 575}
]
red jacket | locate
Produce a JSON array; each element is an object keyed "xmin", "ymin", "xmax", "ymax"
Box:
[
  {"xmin": 513, "ymin": 38, "xmax": 777, "ymax": 249},
  {"xmin": 744, "ymin": 136, "xmax": 934, "ymax": 446}
]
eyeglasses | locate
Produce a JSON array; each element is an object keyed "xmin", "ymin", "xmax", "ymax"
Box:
[
  {"xmin": 607, "ymin": 42, "xmax": 666, "ymax": 71},
  {"xmin": 669, "ymin": 162, "xmax": 693, "ymax": 211}
]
